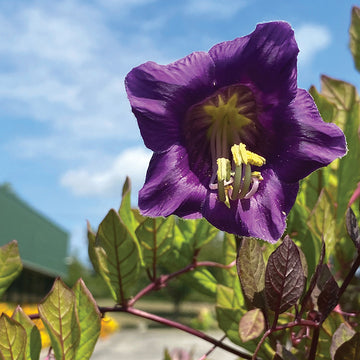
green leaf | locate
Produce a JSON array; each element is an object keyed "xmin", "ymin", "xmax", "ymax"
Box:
[
  {"xmin": 38, "ymin": 278, "xmax": 80, "ymax": 360},
  {"xmin": 95, "ymin": 209, "xmax": 141, "ymax": 303},
  {"xmin": 136, "ymin": 216, "xmax": 175, "ymax": 278},
  {"xmin": 0, "ymin": 313, "xmax": 26, "ymax": 360},
  {"xmin": 265, "ymin": 236, "xmax": 305, "ymax": 315},
  {"xmin": 331, "ymin": 323, "xmax": 356, "ymax": 360},
  {"xmin": 216, "ymin": 283, "xmax": 273, "ymax": 357},
  {"xmin": 163, "ymin": 349, "xmax": 172, "ymax": 360},
  {"xmin": 12, "ymin": 306, "xmax": 41, "ymax": 360},
  {"xmin": 239, "ymin": 308, "xmax": 264, "ymax": 342},
  {"xmin": 216, "ymin": 283, "xmax": 245, "ymax": 347},
  {"xmin": 221, "ymin": 233, "xmax": 237, "ymax": 287},
  {"xmin": 334, "ymin": 332, "xmax": 360, "ymax": 360},
  {"xmin": 161, "ymin": 223, "xmax": 218, "ymax": 298},
  {"xmin": 0, "ymin": 240, "xmax": 23, "ymax": 299},
  {"xmin": 73, "ymin": 279, "xmax": 101, "ymax": 360},
  {"xmin": 181, "ymin": 268, "xmax": 217, "ymax": 297},
  {"xmin": 237, "ymin": 237, "xmax": 266, "ymax": 309},
  {"xmin": 350, "ymin": 6, "xmax": 360, "ymax": 73},
  {"xmin": 307, "ymin": 189, "xmax": 336, "ymax": 259}
]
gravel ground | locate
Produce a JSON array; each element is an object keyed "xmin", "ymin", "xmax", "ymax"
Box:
[{"xmin": 91, "ymin": 328, "xmax": 241, "ymax": 360}]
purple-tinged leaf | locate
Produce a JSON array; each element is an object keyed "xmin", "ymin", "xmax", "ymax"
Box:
[
  {"xmin": 331, "ymin": 323, "xmax": 356, "ymax": 360},
  {"xmin": 315, "ymin": 264, "xmax": 340, "ymax": 321},
  {"xmin": 237, "ymin": 237, "xmax": 266, "ymax": 309},
  {"xmin": 345, "ymin": 207, "xmax": 360, "ymax": 249},
  {"xmin": 265, "ymin": 236, "xmax": 305, "ymax": 314},
  {"xmin": 239, "ymin": 308, "xmax": 264, "ymax": 342},
  {"xmin": 334, "ymin": 332, "xmax": 360, "ymax": 360}
]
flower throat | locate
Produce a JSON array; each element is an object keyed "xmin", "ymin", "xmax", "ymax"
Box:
[{"xmin": 187, "ymin": 85, "xmax": 266, "ymax": 207}]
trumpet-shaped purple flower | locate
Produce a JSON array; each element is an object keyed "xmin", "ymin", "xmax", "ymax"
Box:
[{"xmin": 125, "ymin": 22, "xmax": 347, "ymax": 243}]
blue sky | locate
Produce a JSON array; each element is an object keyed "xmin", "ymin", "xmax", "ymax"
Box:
[{"xmin": 0, "ymin": 0, "xmax": 358, "ymax": 261}]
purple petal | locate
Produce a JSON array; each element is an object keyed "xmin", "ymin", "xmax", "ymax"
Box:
[
  {"xmin": 209, "ymin": 22, "xmax": 298, "ymax": 105},
  {"xmin": 139, "ymin": 144, "xmax": 207, "ymax": 218},
  {"xmin": 202, "ymin": 169, "xmax": 299, "ymax": 243},
  {"xmin": 125, "ymin": 52, "xmax": 216, "ymax": 152},
  {"xmin": 271, "ymin": 89, "xmax": 347, "ymax": 183}
]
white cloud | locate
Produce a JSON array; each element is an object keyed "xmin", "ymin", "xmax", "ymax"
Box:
[
  {"xmin": 184, "ymin": 0, "xmax": 248, "ymax": 19},
  {"xmin": 295, "ymin": 24, "xmax": 331, "ymax": 65},
  {"xmin": 60, "ymin": 147, "xmax": 152, "ymax": 198},
  {"xmin": 0, "ymin": 0, "xmax": 168, "ymax": 161}
]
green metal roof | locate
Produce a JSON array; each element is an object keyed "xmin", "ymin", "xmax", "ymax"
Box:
[{"xmin": 0, "ymin": 185, "xmax": 69, "ymax": 277}]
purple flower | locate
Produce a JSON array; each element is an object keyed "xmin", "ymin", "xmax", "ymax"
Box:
[{"xmin": 125, "ymin": 22, "xmax": 347, "ymax": 243}]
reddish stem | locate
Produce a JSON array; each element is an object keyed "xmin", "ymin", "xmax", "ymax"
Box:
[{"xmin": 112, "ymin": 306, "xmax": 256, "ymax": 360}]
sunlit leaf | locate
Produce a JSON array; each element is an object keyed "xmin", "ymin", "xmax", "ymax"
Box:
[
  {"xmin": 237, "ymin": 237, "xmax": 266, "ymax": 309},
  {"xmin": 38, "ymin": 278, "xmax": 80, "ymax": 360},
  {"xmin": 239, "ymin": 308, "xmax": 264, "ymax": 342},
  {"xmin": 95, "ymin": 209, "xmax": 141, "ymax": 303},
  {"xmin": 87, "ymin": 221, "xmax": 100, "ymax": 274},
  {"xmin": 308, "ymin": 189, "xmax": 336, "ymax": 258},
  {"xmin": 221, "ymin": 233, "xmax": 237, "ymax": 287},
  {"xmin": 265, "ymin": 236, "xmax": 305, "ymax": 315},
  {"xmin": 345, "ymin": 207, "xmax": 360, "ymax": 248},
  {"xmin": 12, "ymin": 306, "xmax": 41, "ymax": 360},
  {"xmin": 73, "ymin": 279, "xmax": 101, "ymax": 360},
  {"xmin": 334, "ymin": 332, "xmax": 360, "ymax": 360},
  {"xmin": 0, "ymin": 240, "xmax": 23, "ymax": 299},
  {"xmin": 331, "ymin": 323, "xmax": 356, "ymax": 360},
  {"xmin": 320, "ymin": 76, "xmax": 360, "ymax": 223},
  {"xmin": 136, "ymin": 216, "xmax": 175, "ymax": 278},
  {"xmin": 0, "ymin": 313, "xmax": 26, "ymax": 360},
  {"xmin": 350, "ymin": 6, "xmax": 360, "ymax": 73},
  {"xmin": 287, "ymin": 198, "xmax": 321, "ymax": 276},
  {"xmin": 310, "ymin": 86, "xmax": 338, "ymax": 124},
  {"xmin": 118, "ymin": 177, "xmax": 143, "ymax": 245}
]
